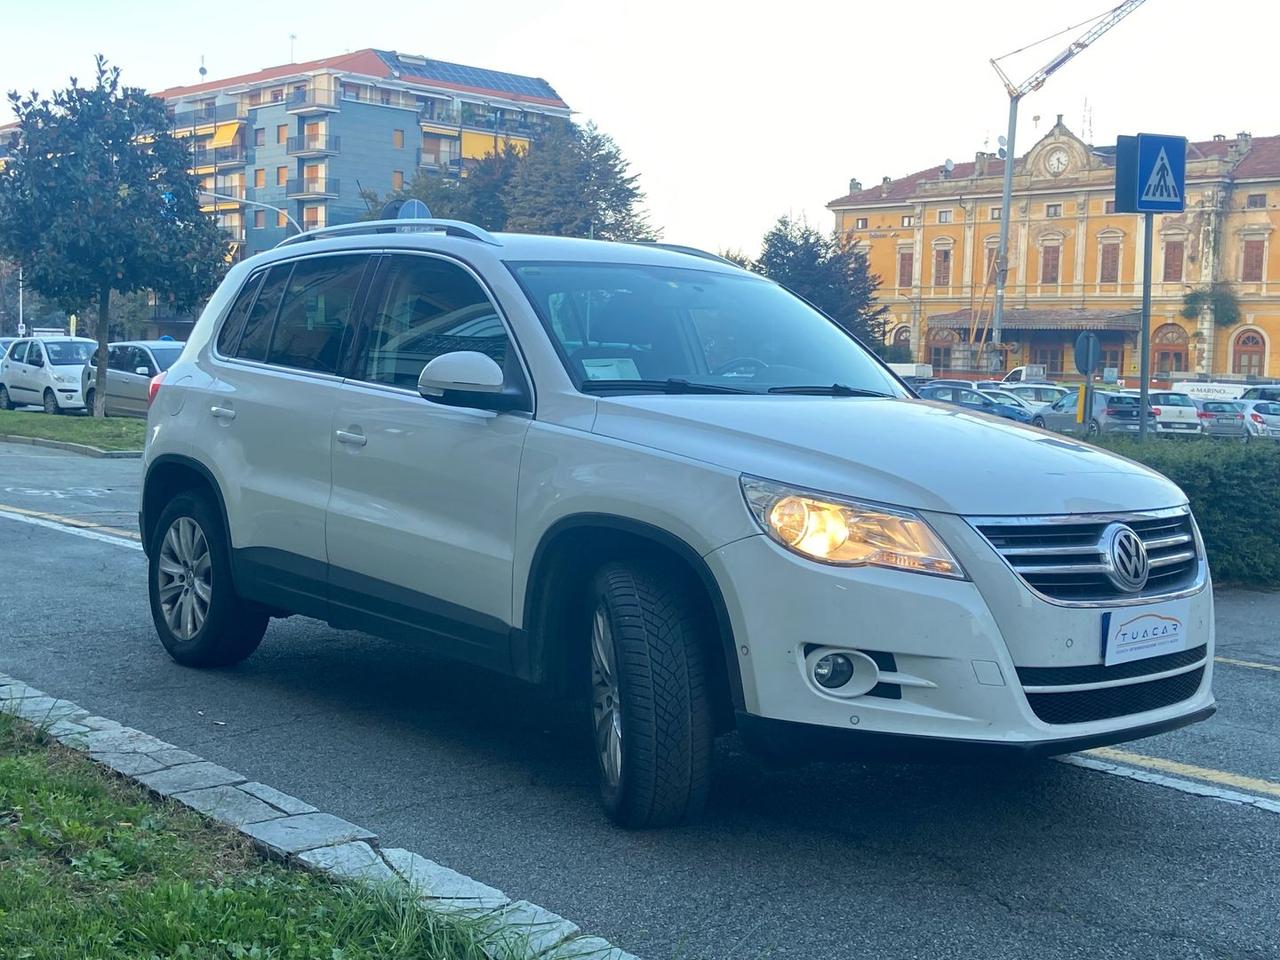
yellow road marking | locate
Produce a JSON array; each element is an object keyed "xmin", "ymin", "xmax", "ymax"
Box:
[
  {"xmin": 0, "ymin": 502, "xmax": 140, "ymax": 541},
  {"xmin": 1087, "ymin": 746, "xmax": 1280, "ymax": 799},
  {"xmin": 1215, "ymin": 656, "xmax": 1280, "ymax": 673}
]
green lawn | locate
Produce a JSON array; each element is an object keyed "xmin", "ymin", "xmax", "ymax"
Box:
[
  {"xmin": 0, "ymin": 712, "xmax": 488, "ymax": 959},
  {"xmin": 0, "ymin": 409, "xmax": 146, "ymax": 451}
]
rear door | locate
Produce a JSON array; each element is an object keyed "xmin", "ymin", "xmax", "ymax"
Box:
[{"xmin": 206, "ymin": 253, "xmax": 369, "ymax": 617}]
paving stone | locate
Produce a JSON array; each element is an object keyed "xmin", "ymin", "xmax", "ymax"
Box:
[
  {"xmin": 381, "ymin": 848, "xmax": 508, "ymax": 904},
  {"xmin": 93, "ymin": 751, "xmax": 166, "ymax": 777},
  {"xmin": 82, "ymin": 727, "xmax": 175, "ymax": 754},
  {"xmin": 136, "ymin": 761, "xmax": 245, "ymax": 796},
  {"xmin": 148, "ymin": 748, "xmax": 202, "ymax": 767},
  {"xmin": 170, "ymin": 785, "xmax": 285, "ymax": 826},
  {"xmin": 540, "ymin": 936, "xmax": 641, "ymax": 960},
  {"xmin": 10, "ymin": 697, "xmax": 85, "ymax": 723},
  {"xmin": 79, "ymin": 716, "xmax": 125, "ymax": 732},
  {"xmin": 0, "ymin": 682, "xmax": 42, "ymax": 700},
  {"xmin": 298, "ymin": 841, "xmax": 399, "ymax": 882},
  {"xmin": 45, "ymin": 719, "xmax": 91, "ymax": 738},
  {"xmin": 238, "ymin": 782, "xmax": 317, "ymax": 815},
  {"xmin": 241, "ymin": 813, "xmax": 375, "ymax": 856},
  {"xmin": 478, "ymin": 901, "xmax": 581, "ymax": 959}
]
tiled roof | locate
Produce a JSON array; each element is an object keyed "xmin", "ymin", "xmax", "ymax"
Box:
[
  {"xmin": 929, "ymin": 308, "xmax": 1141, "ymax": 332},
  {"xmin": 152, "ymin": 48, "xmax": 568, "ymax": 109},
  {"xmin": 828, "ymin": 133, "xmax": 1280, "ymax": 208}
]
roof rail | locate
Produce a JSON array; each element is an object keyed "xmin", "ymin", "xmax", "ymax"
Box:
[
  {"xmin": 276, "ymin": 218, "xmax": 502, "ymax": 248},
  {"xmin": 628, "ymin": 241, "xmax": 739, "ymax": 267}
]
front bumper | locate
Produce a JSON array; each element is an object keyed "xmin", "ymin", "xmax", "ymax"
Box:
[
  {"xmin": 53, "ymin": 385, "xmax": 84, "ymax": 408},
  {"xmin": 706, "ymin": 520, "xmax": 1215, "ymax": 754}
]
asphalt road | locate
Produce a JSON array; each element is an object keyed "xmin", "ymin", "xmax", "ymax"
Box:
[{"xmin": 1, "ymin": 440, "xmax": 1277, "ymax": 960}]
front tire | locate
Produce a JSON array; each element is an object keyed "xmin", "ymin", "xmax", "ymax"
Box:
[
  {"xmin": 148, "ymin": 492, "xmax": 268, "ymax": 667},
  {"xmin": 0, "ymin": 385, "xmax": 12, "ymax": 411},
  {"xmin": 1086, "ymin": 419, "xmax": 1101, "ymax": 437},
  {"xmin": 589, "ymin": 561, "xmax": 713, "ymax": 828},
  {"xmin": 1032, "ymin": 416, "xmax": 1046, "ymax": 429},
  {"xmin": 43, "ymin": 389, "xmax": 59, "ymax": 415}
]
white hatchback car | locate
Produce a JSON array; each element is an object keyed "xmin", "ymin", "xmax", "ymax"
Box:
[
  {"xmin": 140, "ymin": 220, "xmax": 1215, "ymax": 827},
  {"xmin": 0, "ymin": 336, "xmax": 95, "ymax": 413}
]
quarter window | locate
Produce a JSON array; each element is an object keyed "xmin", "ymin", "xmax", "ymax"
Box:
[
  {"xmin": 264, "ymin": 255, "xmax": 367, "ymax": 374},
  {"xmin": 360, "ymin": 255, "xmax": 508, "ymax": 389},
  {"xmin": 234, "ymin": 267, "xmax": 290, "ymax": 362},
  {"xmin": 216, "ymin": 271, "xmax": 266, "ymax": 356}
]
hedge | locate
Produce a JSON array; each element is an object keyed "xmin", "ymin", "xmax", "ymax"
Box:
[{"xmin": 1091, "ymin": 437, "xmax": 1280, "ymax": 587}]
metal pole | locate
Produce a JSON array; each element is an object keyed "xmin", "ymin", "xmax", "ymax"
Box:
[
  {"xmin": 1138, "ymin": 211, "xmax": 1154, "ymax": 441},
  {"xmin": 992, "ymin": 94, "xmax": 1019, "ymax": 363},
  {"xmin": 17, "ymin": 267, "xmax": 23, "ymax": 334},
  {"xmin": 201, "ymin": 191, "xmax": 303, "ymax": 234}
]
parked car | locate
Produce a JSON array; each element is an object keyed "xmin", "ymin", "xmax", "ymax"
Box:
[
  {"xmin": 1240, "ymin": 385, "xmax": 1280, "ymax": 402},
  {"xmin": 917, "ymin": 383, "xmax": 1032, "ymax": 422},
  {"xmin": 1135, "ymin": 390, "xmax": 1200, "ymax": 438},
  {"xmin": 1241, "ymin": 399, "xmax": 1280, "ymax": 440},
  {"xmin": 1001, "ymin": 365, "xmax": 1051, "ymax": 384},
  {"xmin": 1032, "ymin": 390, "xmax": 1154, "ymax": 437},
  {"xmin": 141, "ymin": 221, "xmax": 1213, "ymax": 827},
  {"xmin": 925, "ymin": 378, "xmax": 983, "ymax": 390},
  {"xmin": 1195, "ymin": 399, "xmax": 1248, "ymax": 440},
  {"xmin": 0, "ymin": 336, "xmax": 95, "ymax": 413},
  {"xmin": 83, "ymin": 340, "xmax": 186, "ymax": 417},
  {"xmin": 979, "ymin": 387, "xmax": 1035, "ymax": 411},
  {"xmin": 1005, "ymin": 382, "xmax": 1070, "ymax": 407}
]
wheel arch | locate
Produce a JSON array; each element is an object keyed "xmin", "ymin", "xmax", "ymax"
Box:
[
  {"xmin": 141, "ymin": 455, "xmax": 232, "ymax": 559},
  {"xmin": 519, "ymin": 514, "xmax": 744, "ymax": 732}
]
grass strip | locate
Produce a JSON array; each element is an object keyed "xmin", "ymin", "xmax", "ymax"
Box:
[
  {"xmin": 0, "ymin": 409, "xmax": 146, "ymax": 451},
  {"xmin": 0, "ymin": 712, "xmax": 489, "ymax": 959}
]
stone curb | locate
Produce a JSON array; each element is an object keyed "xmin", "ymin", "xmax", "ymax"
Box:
[
  {"xmin": 0, "ymin": 672, "xmax": 639, "ymax": 960},
  {"xmin": 0, "ymin": 433, "xmax": 143, "ymax": 458}
]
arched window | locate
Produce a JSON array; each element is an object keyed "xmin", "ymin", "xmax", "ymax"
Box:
[
  {"xmin": 892, "ymin": 325, "xmax": 912, "ymax": 348},
  {"xmin": 1233, "ymin": 329, "xmax": 1266, "ymax": 377},
  {"xmin": 928, "ymin": 327, "xmax": 958, "ymax": 372},
  {"xmin": 1152, "ymin": 323, "xmax": 1189, "ymax": 374}
]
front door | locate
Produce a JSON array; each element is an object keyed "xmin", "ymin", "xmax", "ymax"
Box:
[
  {"xmin": 3, "ymin": 341, "xmax": 33, "ymax": 402},
  {"xmin": 326, "ymin": 253, "xmax": 531, "ymax": 666},
  {"xmin": 206, "ymin": 253, "xmax": 368, "ymax": 616}
]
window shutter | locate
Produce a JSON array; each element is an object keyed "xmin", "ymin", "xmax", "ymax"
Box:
[
  {"xmin": 934, "ymin": 249, "xmax": 951, "ymax": 286},
  {"xmin": 1162, "ymin": 241, "xmax": 1184, "ymax": 282},
  {"xmin": 1100, "ymin": 243, "xmax": 1120, "ymax": 283},
  {"xmin": 899, "ymin": 251, "xmax": 914, "ymax": 287},
  {"xmin": 1041, "ymin": 245, "xmax": 1060, "ymax": 284},
  {"xmin": 1243, "ymin": 239, "xmax": 1265, "ymax": 282}
]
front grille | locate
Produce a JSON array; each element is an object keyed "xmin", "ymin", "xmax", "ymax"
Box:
[
  {"xmin": 975, "ymin": 510, "xmax": 1200, "ymax": 602},
  {"xmin": 1016, "ymin": 644, "xmax": 1208, "ymax": 687},
  {"xmin": 1025, "ymin": 666, "xmax": 1204, "ymax": 724}
]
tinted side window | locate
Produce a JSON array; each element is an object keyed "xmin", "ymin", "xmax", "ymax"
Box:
[
  {"xmin": 107, "ymin": 347, "xmax": 128, "ymax": 371},
  {"xmin": 9, "ymin": 341, "xmax": 27, "ymax": 364},
  {"xmin": 265, "ymin": 255, "xmax": 366, "ymax": 374},
  {"xmin": 216, "ymin": 271, "xmax": 266, "ymax": 357},
  {"xmin": 362, "ymin": 255, "xmax": 507, "ymax": 389},
  {"xmin": 235, "ymin": 266, "xmax": 291, "ymax": 362}
]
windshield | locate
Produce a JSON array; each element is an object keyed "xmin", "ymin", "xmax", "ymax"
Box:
[
  {"xmin": 1154, "ymin": 393, "xmax": 1195, "ymax": 407},
  {"xmin": 150, "ymin": 346, "xmax": 184, "ymax": 371},
  {"xmin": 44, "ymin": 341, "xmax": 94, "ymax": 365},
  {"xmin": 511, "ymin": 261, "xmax": 905, "ymax": 396}
]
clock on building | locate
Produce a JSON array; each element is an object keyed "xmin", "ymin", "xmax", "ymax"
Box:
[{"xmin": 1046, "ymin": 148, "xmax": 1070, "ymax": 176}]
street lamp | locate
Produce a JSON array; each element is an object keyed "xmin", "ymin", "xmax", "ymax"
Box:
[{"xmin": 200, "ymin": 191, "xmax": 303, "ymax": 235}]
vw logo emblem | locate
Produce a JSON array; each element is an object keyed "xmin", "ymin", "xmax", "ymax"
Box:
[{"xmin": 1103, "ymin": 523, "xmax": 1150, "ymax": 592}]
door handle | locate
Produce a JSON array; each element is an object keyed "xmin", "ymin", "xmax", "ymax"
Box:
[
  {"xmin": 335, "ymin": 429, "xmax": 366, "ymax": 447},
  {"xmin": 210, "ymin": 405, "xmax": 236, "ymax": 421}
]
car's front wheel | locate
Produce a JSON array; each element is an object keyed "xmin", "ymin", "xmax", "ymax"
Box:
[
  {"xmin": 148, "ymin": 492, "xmax": 268, "ymax": 667},
  {"xmin": 1086, "ymin": 419, "xmax": 1101, "ymax": 437},
  {"xmin": 42, "ymin": 389, "xmax": 59, "ymax": 416},
  {"xmin": 589, "ymin": 561, "xmax": 713, "ymax": 828},
  {"xmin": 0, "ymin": 385, "xmax": 12, "ymax": 411},
  {"xmin": 1032, "ymin": 416, "xmax": 1046, "ymax": 428}
]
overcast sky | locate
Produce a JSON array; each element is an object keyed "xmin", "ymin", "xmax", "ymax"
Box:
[{"xmin": 1, "ymin": 0, "xmax": 1270, "ymax": 254}]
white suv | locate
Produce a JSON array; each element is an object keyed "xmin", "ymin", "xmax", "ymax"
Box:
[{"xmin": 141, "ymin": 220, "xmax": 1215, "ymax": 827}]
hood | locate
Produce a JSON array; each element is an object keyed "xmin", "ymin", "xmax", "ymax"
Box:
[{"xmin": 590, "ymin": 396, "xmax": 1186, "ymax": 516}]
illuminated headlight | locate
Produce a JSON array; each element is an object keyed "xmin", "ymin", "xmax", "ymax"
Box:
[{"xmin": 741, "ymin": 476, "xmax": 966, "ymax": 578}]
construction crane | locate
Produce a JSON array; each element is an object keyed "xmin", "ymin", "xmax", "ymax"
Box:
[{"xmin": 987, "ymin": 0, "xmax": 1148, "ymax": 365}]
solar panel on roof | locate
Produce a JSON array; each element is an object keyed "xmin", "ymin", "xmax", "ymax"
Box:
[{"xmin": 375, "ymin": 49, "xmax": 561, "ymax": 101}]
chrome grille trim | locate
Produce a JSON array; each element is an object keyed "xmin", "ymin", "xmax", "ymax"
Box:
[{"xmin": 969, "ymin": 506, "xmax": 1207, "ymax": 607}]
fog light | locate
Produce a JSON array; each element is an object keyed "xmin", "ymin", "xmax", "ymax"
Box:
[{"xmin": 813, "ymin": 653, "xmax": 854, "ymax": 689}]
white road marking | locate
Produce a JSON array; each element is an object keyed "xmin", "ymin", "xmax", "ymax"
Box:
[
  {"xmin": 0, "ymin": 508, "xmax": 143, "ymax": 551},
  {"xmin": 1061, "ymin": 753, "xmax": 1280, "ymax": 816}
]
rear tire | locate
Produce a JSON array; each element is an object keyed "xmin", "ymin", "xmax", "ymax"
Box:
[
  {"xmin": 84, "ymin": 388, "xmax": 104, "ymax": 417},
  {"xmin": 1086, "ymin": 419, "xmax": 1101, "ymax": 437},
  {"xmin": 589, "ymin": 561, "xmax": 714, "ymax": 828},
  {"xmin": 148, "ymin": 491, "xmax": 268, "ymax": 668},
  {"xmin": 0, "ymin": 385, "xmax": 12, "ymax": 411},
  {"xmin": 42, "ymin": 389, "xmax": 58, "ymax": 416}
]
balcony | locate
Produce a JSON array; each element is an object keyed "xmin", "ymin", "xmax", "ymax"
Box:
[
  {"xmin": 286, "ymin": 177, "xmax": 340, "ymax": 198},
  {"xmin": 420, "ymin": 107, "xmax": 462, "ymax": 127},
  {"xmin": 219, "ymin": 225, "xmax": 246, "ymax": 243},
  {"xmin": 171, "ymin": 101, "xmax": 245, "ymax": 129},
  {"xmin": 286, "ymin": 88, "xmax": 340, "ymax": 114},
  {"xmin": 214, "ymin": 146, "xmax": 246, "ymax": 167},
  {"xmin": 286, "ymin": 134, "xmax": 341, "ymax": 157}
]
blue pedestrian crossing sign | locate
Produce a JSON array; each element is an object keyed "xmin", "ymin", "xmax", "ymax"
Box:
[{"xmin": 1115, "ymin": 134, "xmax": 1187, "ymax": 213}]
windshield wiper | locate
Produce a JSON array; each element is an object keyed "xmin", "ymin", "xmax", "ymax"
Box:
[
  {"xmin": 767, "ymin": 383, "xmax": 894, "ymax": 398},
  {"xmin": 580, "ymin": 378, "xmax": 752, "ymax": 395}
]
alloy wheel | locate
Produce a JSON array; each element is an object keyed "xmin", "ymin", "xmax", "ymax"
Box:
[
  {"xmin": 157, "ymin": 516, "xmax": 213, "ymax": 641},
  {"xmin": 590, "ymin": 604, "xmax": 623, "ymax": 789}
]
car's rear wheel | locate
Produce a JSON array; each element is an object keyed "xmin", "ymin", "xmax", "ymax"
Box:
[
  {"xmin": 42, "ymin": 389, "xmax": 59, "ymax": 416},
  {"xmin": 0, "ymin": 385, "xmax": 12, "ymax": 411},
  {"xmin": 589, "ymin": 561, "xmax": 713, "ymax": 828},
  {"xmin": 148, "ymin": 491, "xmax": 268, "ymax": 668},
  {"xmin": 84, "ymin": 388, "xmax": 104, "ymax": 417},
  {"xmin": 1086, "ymin": 419, "xmax": 1101, "ymax": 437}
]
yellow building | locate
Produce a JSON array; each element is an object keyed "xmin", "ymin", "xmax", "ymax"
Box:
[{"xmin": 828, "ymin": 118, "xmax": 1280, "ymax": 383}]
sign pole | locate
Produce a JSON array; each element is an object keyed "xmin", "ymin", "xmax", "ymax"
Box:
[{"xmin": 1138, "ymin": 211, "xmax": 1154, "ymax": 442}]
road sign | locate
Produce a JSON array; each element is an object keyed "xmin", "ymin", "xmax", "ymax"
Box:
[
  {"xmin": 1074, "ymin": 332, "xmax": 1101, "ymax": 375},
  {"xmin": 1115, "ymin": 134, "xmax": 1186, "ymax": 213},
  {"xmin": 16, "ymin": 322, "xmax": 25, "ymax": 336}
]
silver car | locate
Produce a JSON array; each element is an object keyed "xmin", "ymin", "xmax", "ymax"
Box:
[
  {"xmin": 1032, "ymin": 390, "xmax": 1154, "ymax": 437},
  {"xmin": 1006, "ymin": 382, "xmax": 1070, "ymax": 407},
  {"xmin": 1195, "ymin": 399, "xmax": 1248, "ymax": 439},
  {"xmin": 1241, "ymin": 400, "xmax": 1280, "ymax": 440},
  {"xmin": 83, "ymin": 340, "xmax": 185, "ymax": 417}
]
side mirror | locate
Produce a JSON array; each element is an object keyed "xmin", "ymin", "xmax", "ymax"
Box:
[
  {"xmin": 417, "ymin": 351, "xmax": 527, "ymax": 412},
  {"xmin": 135, "ymin": 366, "xmax": 151, "ymax": 376}
]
